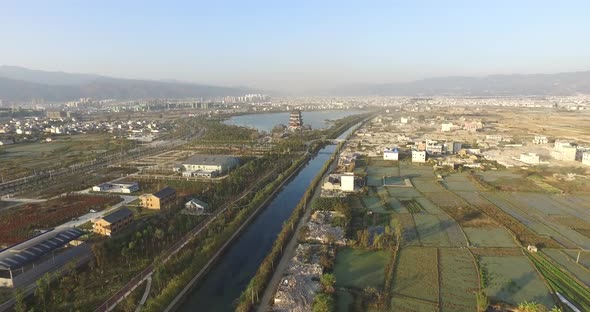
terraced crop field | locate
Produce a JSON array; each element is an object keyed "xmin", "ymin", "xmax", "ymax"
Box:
[
  {"xmin": 480, "ymin": 255, "xmax": 554, "ymax": 307},
  {"xmin": 391, "ymin": 247, "xmax": 439, "ymax": 304},
  {"xmin": 463, "ymin": 227, "xmax": 518, "ymax": 248},
  {"xmin": 439, "ymin": 248, "xmax": 479, "ymax": 312}
]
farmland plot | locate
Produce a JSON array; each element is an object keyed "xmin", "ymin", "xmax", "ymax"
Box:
[
  {"xmin": 463, "ymin": 228, "xmax": 518, "ymax": 248},
  {"xmin": 391, "ymin": 247, "xmax": 439, "ymax": 303},
  {"xmin": 367, "ymin": 174, "xmax": 383, "ymax": 186},
  {"xmin": 413, "ymin": 214, "xmax": 451, "ymax": 247},
  {"xmin": 412, "ymin": 179, "xmax": 446, "ymax": 193},
  {"xmin": 362, "ymin": 196, "xmax": 391, "ymax": 214},
  {"xmin": 480, "ymin": 255, "xmax": 554, "ymax": 307},
  {"xmin": 385, "ymin": 197, "xmax": 408, "ymax": 213},
  {"xmin": 437, "ymin": 214, "xmax": 468, "ymax": 247},
  {"xmin": 543, "ymin": 249, "xmax": 590, "ymax": 287},
  {"xmin": 564, "ymin": 250, "xmax": 590, "ymax": 270},
  {"xmin": 422, "ymin": 191, "xmax": 464, "ymax": 209},
  {"xmin": 395, "ymin": 214, "xmax": 420, "ymax": 246},
  {"xmin": 444, "ymin": 173, "xmax": 479, "ymax": 192},
  {"xmin": 387, "ymin": 187, "xmax": 422, "ymax": 198},
  {"xmin": 439, "ymin": 248, "xmax": 479, "ymax": 312},
  {"xmin": 390, "ymin": 296, "xmax": 439, "ymax": 312},
  {"xmin": 414, "ymin": 197, "xmax": 446, "ymax": 215},
  {"xmin": 334, "ymin": 248, "xmax": 389, "ymax": 289}
]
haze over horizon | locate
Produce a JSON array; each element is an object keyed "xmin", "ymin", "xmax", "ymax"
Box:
[{"xmin": 2, "ymin": 0, "xmax": 590, "ymax": 93}]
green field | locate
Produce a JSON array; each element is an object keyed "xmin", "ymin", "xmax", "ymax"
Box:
[
  {"xmin": 334, "ymin": 248, "xmax": 390, "ymax": 289},
  {"xmin": 439, "ymin": 248, "xmax": 479, "ymax": 312},
  {"xmin": 396, "ymin": 214, "xmax": 420, "ymax": 246},
  {"xmin": 387, "ymin": 187, "xmax": 422, "ymax": 198},
  {"xmin": 335, "ymin": 289, "xmax": 355, "ymax": 312},
  {"xmin": 443, "ymin": 173, "xmax": 479, "ymax": 192},
  {"xmin": 480, "ymin": 255, "xmax": 554, "ymax": 307},
  {"xmin": 362, "ymin": 196, "xmax": 391, "ymax": 214},
  {"xmin": 390, "ymin": 295, "xmax": 439, "ymax": 312},
  {"xmin": 391, "ymin": 247, "xmax": 439, "ymax": 304},
  {"xmin": 463, "ymin": 227, "xmax": 518, "ymax": 248},
  {"xmin": 413, "ymin": 214, "xmax": 451, "ymax": 247},
  {"xmin": 412, "ymin": 179, "xmax": 445, "ymax": 193}
]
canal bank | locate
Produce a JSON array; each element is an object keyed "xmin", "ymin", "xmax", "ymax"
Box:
[{"xmin": 174, "ymin": 121, "xmax": 365, "ymax": 312}]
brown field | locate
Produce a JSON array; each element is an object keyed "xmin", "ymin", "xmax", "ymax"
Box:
[{"xmin": 0, "ymin": 195, "xmax": 121, "ymax": 245}]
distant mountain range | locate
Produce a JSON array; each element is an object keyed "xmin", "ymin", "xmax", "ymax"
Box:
[
  {"xmin": 2, "ymin": 66, "xmax": 590, "ymax": 101},
  {"xmin": 0, "ymin": 66, "xmax": 251, "ymax": 102},
  {"xmin": 322, "ymin": 70, "xmax": 590, "ymax": 96}
]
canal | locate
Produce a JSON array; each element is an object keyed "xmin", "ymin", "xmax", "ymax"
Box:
[{"xmin": 177, "ymin": 125, "xmax": 358, "ymax": 311}]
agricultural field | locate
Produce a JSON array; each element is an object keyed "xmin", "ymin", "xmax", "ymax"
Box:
[
  {"xmin": 528, "ymin": 252, "xmax": 590, "ymax": 311},
  {"xmin": 412, "ymin": 179, "xmax": 445, "ymax": 193},
  {"xmin": 361, "ymin": 196, "xmax": 391, "ymax": 214},
  {"xmin": 333, "ymin": 247, "xmax": 390, "ymax": 289},
  {"xmin": 479, "ymin": 255, "xmax": 554, "ymax": 307},
  {"xmin": 542, "ymin": 249, "xmax": 590, "ymax": 287},
  {"xmin": 0, "ymin": 195, "xmax": 121, "ymax": 245},
  {"xmin": 386, "ymin": 187, "xmax": 422, "ymax": 198},
  {"xmin": 394, "ymin": 214, "xmax": 420, "ymax": 246},
  {"xmin": 564, "ymin": 250, "xmax": 590, "ymax": 270},
  {"xmin": 475, "ymin": 171, "xmax": 544, "ymax": 192},
  {"xmin": 413, "ymin": 214, "xmax": 452, "ymax": 247},
  {"xmin": 439, "ymin": 248, "xmax": 479, "ymax": 312},
  {"xmin": 463, "ymin": 228, "xmax": 518, "ymax": 248},
  {"xmin": 0, "ymin": 134, "xmax": 131, "ymax": 180},
  {"xmin": 391, "ymin": 247, "xmax": 439, "ymax": 305},
  {"xmin": 443, "ymin": 173, "xmax": 479, "ymax": 192}
]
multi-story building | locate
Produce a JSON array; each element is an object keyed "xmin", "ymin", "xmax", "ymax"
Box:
[
  {"xmin": 412, "ymin": 150, "xmax": 426, "ymax": 163},
  {"xmin": 533, "ymin": 136, "xmax": 548, "ymax": 144},
  {"xmin": 93, "ymin": 208, "xmax": 133, "ymax": 236},
  {"xmin": 289, "ymin": 110, "xmax": 303, "ymax": 130},
  {"xmin": 441, "ymin": 122, "xmax": 454, "ymax": 132},
  {"xmin": 383, "ymin": 148, "xmax": 399, "ymax": 160},
  {"xmin": 583, "ymin": 152, "xmax": 590, "ymax": 166},
  {"xmin": 140, "ymin": 187, "xmax": 176, "ymax": 210}
]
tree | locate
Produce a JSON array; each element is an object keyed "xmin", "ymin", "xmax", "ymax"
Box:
[
  {"xmin": 320, "ymin": 273, "xmax": 336, "ymax": 294},
  {"xmin": 476, "ymin": 291, "xmax": 489, "ymax": 312},
  {"xmin": 312, "ymin": 293, "xmax": 335, "ymax": 312},
  {"xmin": 34, "ymin": 272, "xmax": 52, "ymax": 311},
  {"xmin": 14, "ymin": 288, "xmax": 27, "ymax": 312},
  {"xmin": 518, "ymin": 301, "xmax": 550, "ymax": 312}
]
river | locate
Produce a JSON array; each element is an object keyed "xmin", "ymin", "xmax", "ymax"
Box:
[
  {"xmin": 177, "ymin": 126, "xmax": 357, "ymax": 312},
  {"xmin": 224, "ymin": 110, "xmax": 365, "ymax": 132}
]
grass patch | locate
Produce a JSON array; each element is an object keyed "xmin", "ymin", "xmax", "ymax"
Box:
[
  {"xmin": 334, "ymin": 247, "xmax": 390, "ymax": 289},
  {"xmin": 391, "ymin": 247, "xmax": 439, "ymax": 304}
]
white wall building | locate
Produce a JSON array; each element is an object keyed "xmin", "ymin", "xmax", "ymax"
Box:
[
  {"xmin": 520, "ymin": 153, "xmax": 540, "ymax": 165},
  {"xmin": 441, "ymin": 122, "xmax": 454, "ymax": 132},
  {"xmin": 383, "ymin": 148, "xmax": 399, "ymax": 160},
  {"xmin": 92, "ymin": 182, "xmax": 139, "ymax": 194},
  {"xmin": 412, "ymin": 150, "xmax": 426, "ymax": 163},
  {"xmin": 583, "ymin": 152, "xmax": 590, "ymax": 166},
  {"xmin": 533, "ymin": 136, "xmax": 548, "ymax": 144},
  {"xmin": 341, "ymin": 173, "xmax": 355, "ymax": 192}
]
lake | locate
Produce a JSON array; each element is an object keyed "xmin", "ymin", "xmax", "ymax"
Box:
[{"xmin": 224, "ymin": 110, "xmax": 365, "ymax": 132}]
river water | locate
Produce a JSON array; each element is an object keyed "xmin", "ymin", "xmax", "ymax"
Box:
[
  {"xmin": 224, "ymin": 110, "xmax": 365, "ymax": 132},
  {"xmin": 177, "ymin": 126, "xmax": 357, "ymax": 311}
]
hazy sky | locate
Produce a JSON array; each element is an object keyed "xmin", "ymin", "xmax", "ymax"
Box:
[{"xmin": 1, "ymin": 0, "xmax": 590, "ymax": 92}]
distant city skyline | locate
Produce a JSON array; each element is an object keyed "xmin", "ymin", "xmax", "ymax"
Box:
[{"xmin": 1, "ymin": 0, "xmax": 590, "ymax": 92}]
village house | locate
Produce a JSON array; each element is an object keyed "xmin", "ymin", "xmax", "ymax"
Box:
[
  {"xmin": 184, "ymin": 198, "xmax": 209, "ymax": 214},
  {"xmin": 140, "ymin": 186, "xmax": 176, "ymax": 210},
  {"xmin": 93, "ymin": 207, "xmax": 133, "ymax": 236}
]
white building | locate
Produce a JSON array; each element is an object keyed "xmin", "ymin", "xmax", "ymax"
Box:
[
  {"xmin": 532, "ymin": 136, "xmax": 548, "ymax": 144},
  {"xmin": 583, "ymin": 152, "xmax": 590, "ymax": 166},
  {"xmin": 174, "ymin": 155, "xmax": 240, "ymax": 176},
  {"xmin": 92, "ymin": 182, "xmax": 139, "ymax": 194},
  {"xmin": 520, "ymin": 153, "xmax": 540, "ymax": 165},
  {"xmin": 412, "ymin": 150, "xmax": 426, "ymax": 163},
  {"xmin": 551, "ymin": 141, "xmax": 580, "ymax": 161},
  {"xmin": 400, "ymin": 117, "xmax": 409, "ymax": 124},
  {"xmin": 441, "ymin": 122, "xmax": 454, "ymax": 132},
  {"xmin": 184, "ymin": 198, "xmax": 209, "ymax": 214},
  {"xmin": 383, "ymin": 148, "xmax": 399, "ymax": 161},
  {"xmin": 341, "ymin": 173, "xmax": 355, "ymax": 192}
]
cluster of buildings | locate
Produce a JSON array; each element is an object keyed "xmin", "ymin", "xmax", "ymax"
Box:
[{"xmin": 0, "ymin": 115, "xmax": 170, "ymax": 143}]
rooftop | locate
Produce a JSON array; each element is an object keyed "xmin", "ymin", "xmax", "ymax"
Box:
[
  {"xmin": 0, "ymin": 228, "xmax": 84, "ymax": 270},
  {"xmin": 101, "ymin": 207, "xmax": 133, "ymax": 224},
  {"xmin": 153, "ymin": 186, "xmax": 176, "ymax": 199}
]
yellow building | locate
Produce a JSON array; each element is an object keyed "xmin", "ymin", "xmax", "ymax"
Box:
[
  {"xmin": 93, "ymin": 208, "xmax": 133, "ymax": 236},
  {"xmin": 140, "ymin": 187, "xmax": 176, "ymax": 210}
]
